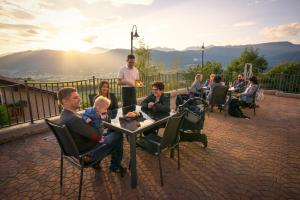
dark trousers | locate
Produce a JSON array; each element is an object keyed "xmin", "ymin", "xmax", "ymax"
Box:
[
  {"xmin": 122, "ymin": 87, "xmax": 137, "ymax": 107},
  {"xmin": 91, "ymin": 132, "xmax": 123, "ymax": 169}
]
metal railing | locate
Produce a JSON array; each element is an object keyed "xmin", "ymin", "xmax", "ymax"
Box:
[
  {"xmin": 1, "ymin": 72, "xmax": 299, "ymax": 129},
  {"xmin": 0, "ymin": 73, "xmax": 190, "ymax": 129}
]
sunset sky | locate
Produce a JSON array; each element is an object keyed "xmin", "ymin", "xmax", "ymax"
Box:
[{"xmin": 0, "ymin": 0, "xmax": 300, "ymax": 54}]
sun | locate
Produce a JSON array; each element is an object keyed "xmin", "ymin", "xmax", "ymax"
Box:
[{"xmin": 42, "ymin": 8, "xmax": 93, "ymax": 52}]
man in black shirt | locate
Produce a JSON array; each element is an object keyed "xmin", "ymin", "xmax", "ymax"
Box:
[{"xmin": 58, "ymin": 87, "xmax": 124, "ymax": 172}]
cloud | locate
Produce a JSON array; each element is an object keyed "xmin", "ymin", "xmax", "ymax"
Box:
[
  {"xmin": 233, "ymin": 21, "xmax": 256, "ymax": 27},
  {"xmin": 261, "ymin": 22, "xmax": 300, "ymax": 39},
  {"xmin": 83, "ymin": 35, "xmax": 98, "ymax": 43},
  {"xmin": 20, "ymin": 29, "xmax": 39, "ymax": 37},
  {"xmin": 83, "ymin": 0, "xmax": 154, "ymax": 6},
  {"xmin": 0, "ymin": 22, "xmax": 39, "ymax": 30},
  {"xmin": 10, "ymin": 9, "xmax": 35, "ymax": 19}
]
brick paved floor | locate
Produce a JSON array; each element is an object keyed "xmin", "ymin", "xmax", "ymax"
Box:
[{"xmin": 0, "ymin": 94, "xmax": 299, "ymax": 200}]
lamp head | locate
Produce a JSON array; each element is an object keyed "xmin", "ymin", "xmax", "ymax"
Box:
[{"xmin": 133, "ymin": 30, "xmax": 139, "ymax": 38}]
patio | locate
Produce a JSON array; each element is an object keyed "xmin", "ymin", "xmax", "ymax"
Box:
[{"xmin": 0, "ymin": 94, "xmax": 299, "ymax": 199}]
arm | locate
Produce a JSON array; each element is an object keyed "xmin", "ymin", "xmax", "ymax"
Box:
[
  {"xmin": 153, "ymin": 95, "xmax": 170, "ymax": 113},
  {"xmin": 117, "ymin": 78, "xmax": 134, "ymax": 86},
  {"xmin": 67, "ymin": 117, "xmax": 103, "ymax": 141},
  {"xmin": 141, "ymin": 94, "xmax": 154, "ymax": 110},
  {"xmin": 240, "ymin": 85, "xmax": 258, "ymax": 97},
  {"xmin": 109, "ymin": 93, "xmax": 119, "ymax": 110}
]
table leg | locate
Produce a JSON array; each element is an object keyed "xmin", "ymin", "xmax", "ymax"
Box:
[{"xmin": 129, "ymin": 133, "xmax": 137, "ymax": 188}]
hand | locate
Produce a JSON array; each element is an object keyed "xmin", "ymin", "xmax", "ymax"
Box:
[
  {"xmin": 98, "ymin": 137, "xmax": 105, "ymax": 143},
  {"xmin": 148, "ymin": 102, "xmax": 155, "ymax": 108},
  {"xmin": 85, "ymin": 118, "xmax": 92, "ymax": 124}
]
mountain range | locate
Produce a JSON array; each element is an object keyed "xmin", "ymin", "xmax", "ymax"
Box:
[{"xmin": 0, "ymin": 41, "xmax": 300, "ymax": 81}]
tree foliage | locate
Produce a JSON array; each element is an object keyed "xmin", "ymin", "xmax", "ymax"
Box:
[
  {"xmin": 185, "ymin": 61, "xmax": 223, "ymax": 81},
  {"xmin": 266, "ymin": 62, "xmax": 300, "ymax": 75},
  {"xmin": 134, "ymin": 41, "xmax": 160, "ymax": 76},
  {"xmin": 227, "ymin": 47, "xmax": 268, "ymax": 74}
]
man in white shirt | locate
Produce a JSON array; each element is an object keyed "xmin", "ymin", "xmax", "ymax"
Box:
[{"xmin": 117, "ymin": 55, "xmax": 140, "ymax": 107}]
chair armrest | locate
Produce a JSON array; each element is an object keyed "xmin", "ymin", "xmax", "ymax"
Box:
[{"xmin": 146, "ymin": 138, "xmax": 161, "ymax": 146}]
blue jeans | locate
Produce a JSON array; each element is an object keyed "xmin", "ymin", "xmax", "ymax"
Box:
[{"xmin": 91, "ymin": 132, "xmax": 123, "ymax": 169}]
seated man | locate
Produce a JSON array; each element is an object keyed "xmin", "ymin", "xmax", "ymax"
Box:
[
  {"xmin": 233, "ymin": 74, "xmax": 246, "ymax": 93},
  {"xmin": 58, "ymin": 87, "xmax": 124, "ymax": 173}
]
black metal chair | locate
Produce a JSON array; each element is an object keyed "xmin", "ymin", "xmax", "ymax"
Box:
[
  {"xmin": 45, "ymin": 119, "xmax": 108, "ymax": 200},
  {"xmin": 136, "ymin": 111, "xmax": 186, "ymax": 186},
  {"xmin": 209, "ymin": 85, "xmax": 228, "ymax": 113}
]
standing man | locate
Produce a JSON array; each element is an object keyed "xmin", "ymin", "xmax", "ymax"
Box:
[{"xmin": 117, "ymin": 54, "xmax": 140, "ymax": 107}]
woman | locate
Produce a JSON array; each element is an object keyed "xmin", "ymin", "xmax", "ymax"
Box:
[
  {"xmin": 141, "ymin": 81, "xmax": 170, "ymax": 135},
  {"xmin": 95, "ymin": 80, "xmax": 118, "ymax": 111},
  {"xmin": 237, "ymin": 76, "xmax": 259, "ymax": 107},
  {"xmin": 207, "ymin": 75, "xmax": 223, "ymax": 102},
  {"xmin": 189, "ymin": 73, "xmax": 203, "ymax": 97},
  {"xmin": 204, "ymin": 73, "xmax": 215, "ymax": 87},
  {"xmin": 141, "ymin": 81, "xmax": 170, "ymax": 114}
]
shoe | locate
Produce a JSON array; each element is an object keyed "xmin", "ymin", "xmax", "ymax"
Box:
[
  {"xmin": 110, "ymin": 165, "xmax": 127, "ymax": 177},
  {"xmin": 202, "ymin": 134, "xmax": 208, "ymax": 148},
  {"xmin": 92, "ymin": 161, "xmax": 101, "ymax": 170}
]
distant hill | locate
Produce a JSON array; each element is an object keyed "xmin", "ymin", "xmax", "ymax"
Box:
[{"xmin": 0, "ymin": 42, "xmax": 300, "ymax": 80}]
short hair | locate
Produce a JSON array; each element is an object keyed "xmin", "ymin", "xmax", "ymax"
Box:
[
  {"xmin": 249, "ymin": 76, "xmax": 258, "ymax": 84},
  {"xmin": 213, "ymin": 75, "xmax": 222, "ymax": 83},
  {"xmin": 238, "ymin": 74, "xmax": 244, "ymax": 77},
  {"xmin": 127, "ymin": 54, "xmax": 135, "ymax": 60},
  {"xmin": 98, "ymin": 80, "xmax": 109, "ymax": 95},
  {"xmin": 152, "ymin": 81, "xmax": 165, "ymax": 91},
  {"xmin": 57, "ymin": 87, "xmax": 77, "ymax": 105},
  {"xmin": 94, "ymin": 96, "xmax": 111, "ymax": 109}
]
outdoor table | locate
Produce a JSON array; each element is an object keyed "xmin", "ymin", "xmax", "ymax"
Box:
[{"xmin": 103, "ymin": 105, "xmax": 173, "ymax": 189}]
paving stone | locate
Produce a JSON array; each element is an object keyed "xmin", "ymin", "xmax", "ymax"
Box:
[{"xmin": 0, "ymin": 94, "xmax": 300, "ymax": 199}]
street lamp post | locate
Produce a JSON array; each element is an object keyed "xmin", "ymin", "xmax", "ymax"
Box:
[
  {"xmin": 131, "ymin": 25, "xmax": 139, "ymax": 55},
  {"xmin": 201, "ymin": 42, "xmax": 205, "ymax": 68}
]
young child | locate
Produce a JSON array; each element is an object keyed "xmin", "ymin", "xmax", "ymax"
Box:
[{"xmin": 82, "ymin": 96, "xmax": 111, "ymax": 143}]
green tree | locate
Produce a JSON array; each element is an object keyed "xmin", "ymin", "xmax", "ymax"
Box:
[
  {"xmin": 171, "ymin": 53, "xmax": 181, "ymax": 72},
  {"xmin": 185, "ymin": 61, "xmax": 223, "ymax": 81},
  {"xmin": 135, "ymin": 41, "xmax": 159, "ymax": 76},
  {"xmin": 266, "ymin": 62, "xmax": 300, "ymax": 75},
  {"xmin": 227, "ymin": 47, "xmax": 268, "ymax": 74}
]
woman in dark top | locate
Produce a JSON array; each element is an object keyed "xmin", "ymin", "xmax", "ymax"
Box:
[
  {"xmin": 141, "ymin": 81, "xmax": 170, "ymax": 115},
  {"xmin": 141, "ymin": 81, "xmax": 170, "ymax": 135},
  {"xmin": 95, "ymin": 80, "xmax": 118, "ymax": 111}
]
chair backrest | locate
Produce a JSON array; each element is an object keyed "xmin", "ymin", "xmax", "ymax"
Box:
[
  {"xmin": 210, "ymin": 85, "xmax": 228, "ymax": 105},
  {"xmin": 45, "ymin": 119, "xmax": 80, "ymax": 158},
  {"xmin": 160, "ymin": 111, "xmax": 186, "ymax": 149}
]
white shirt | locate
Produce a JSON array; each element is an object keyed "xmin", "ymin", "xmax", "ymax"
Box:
[{"xmin": 117, "ymin": 64, "xmax": 140, "ymax": 87}]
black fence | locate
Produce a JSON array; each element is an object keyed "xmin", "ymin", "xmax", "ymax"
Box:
[
  {"xmin": 0, "ymin": 73, "xmax": 189, "ymax": 128},
  {"xmin": 0, "ymin": 72, "xmax": 299, "ymax": 129}
]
